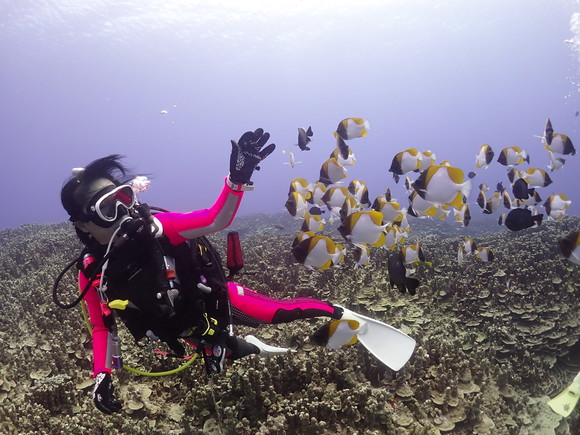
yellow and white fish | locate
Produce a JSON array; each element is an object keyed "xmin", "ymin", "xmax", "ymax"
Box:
[
  {"xmin": 307, "ymin": 182, "xmax": 328, "ymax": 207},
  {"xmin": 544, "ymin": 194, "xmax": 571, "ymax": 220},
  {"xmin": 558, "ymin": 231, "xmax": 580, "ymax": 265},
  {"xmin": 348, "ymin": 179, "xmax": 371, "ymax": 208},
  {"xmin": 288, "ymin": 178, "xmax": 310, "ymax": 197},
  {"xmin": 475, "ymin": 246, "xmax": 494, "ymax": 262},
  {"xmin": 372, "ymin": 197, "xmax": 404, "ymax": 224},
  {"xmin": 547, "ymin": 371, "xmax": 580, "ymax": 417},
  {"xmin": 453, "ymin": 204, "xmax": 471, "ymax": 227},
  {"xmin": 401, "ymin": 243, "xmax": 432, "ymax": 266},
  {"xmin": 331, "ymin": 144, "xmax": 356, "ymax": 166},
  {"xmin": 319, "ymin": 157, "xmax": 348, "ymax": 185},
  {"xmin": 419, "ymin": 150, "xmax": 437, "ymax": 169},
  {"xmin": 463, "ymin": 237, "xmax": 477, "ymax": 255},
  {"xmin": 337, "ymin": 210, "xmax": 387, "ymax": 247},
  {"xmin": 497, "ymin": 146, "xmax": 529, "ymax": 167},
  {"xmin": 407, "ymin": 191, "xmax": 439, "ymax": 218},
  {"xmin": 301, "ymin": 214, "xmax": 326, "ymax": 232},
  {"xmin": 542, "ymin": 118, "xmax": 576, "ymax": 155},
  {"xmin": 322, "ymin": 186, "xmax": 354, "ymax": 213},
  {"xmin": 285, "ymin": 192, "xmax": 309, "ymax": 220},
  {"xmin": 412, "ymin": 164, "xmax": 472, "ymax": 208},
  {"xmin": 334, "ymin": 117, "xmax": 370, "ymax": 140},
  {"xmin": 384, "ymin": 225, "xmax": 406, "ymax": 250},
  {"xmin": 353, "ymin": 244, "xmax": 371, "ymax": 268},
  {"xmin": 546, "ymin": 150, "xmax": 565, "ymax": 172},
  {"xmin": 522, "ymin": 168, "xmax": 553, "ymax": 188},
  {"xmin": 292, "ymin": 231, "xmax": 316, "ymax": 248},
  {"xmin": 475, "ymin": 144, "xmax": 495, "ymax": 169},
  {"xmin": 483, "ymin": 192, "xmax": 502, "ymax": 214},
  {"xmin": 389, "ymin": 148, "xmax": 423, "ymax": 183},
  {"xmin": 292, "ymin": 235, "xmax": 346, "ymax": 270}
]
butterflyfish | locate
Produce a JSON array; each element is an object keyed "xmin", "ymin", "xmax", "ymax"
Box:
[
  {"xmin": 335, "ymin": 117, "xmax": 370, "ymax": 140},
  {"xmin": 389, "ymin": 148, "xmax": 423, "ymax": 183},
  {"xmin": 285, "ymin": 192, "xmax": 309, "ymax": 219},
  {"xmin": 453, "ymin": 204, "xmax": 471, "ymax": 227},
  {"xmin": 497, "ymin": 146, "xmax": 529, "ymax": 167},
  {"xmin": 353, "ymin": 244, "xmax": 371, "ymax": 268},
  {"xmin": 475, "ymin": 247, "xmax": 494, "ymax": 262},
  {"xmin": 348, "ymin": 179, "xmax": 371, "ymax": 208},
  {"xmin": 546, "ymin": 150, "xmax": 565, "ymax": 172},
  {"xmin": 542, "ymin": 118, "xmax": 576, "ymax": 155},
  {"xmin": 319, "ymin": 157, "xmax": 348, "ymax": 185},
  {"xmin": 475, "ymin": 144, "xmax": 495, "ymax": 169},
  {"xmin": 292, "ymin": 235, "xmax": 345, "ymax": 270},
  {"xmin": 544, "ymin": 194, "xmax": 571, "ymax": 220},
  {"xmin": 301, "ymin": 214, "xmax": 326, "ymax": 232},
  {"xmin": 558, "ymin": 231, "xmax": 580, "ymax": 265},
  {"xmin": 522, "ymin": 168, "xmax": 552, "ymax": 188},
  {"xmin": 412, "ymin": 164, "xmax": 472, "ymax": 208},
  {"xmin": 337, "ymin": 210, "xmax": 387, "ymax": 247}
]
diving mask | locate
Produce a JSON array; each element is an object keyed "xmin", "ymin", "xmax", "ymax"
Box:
[{"xmin": 88, "ymin": 184, "xmax": 136, "ymax": 223}]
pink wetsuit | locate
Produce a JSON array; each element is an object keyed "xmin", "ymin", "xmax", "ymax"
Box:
[{"xmin": 83, "ymin": 178, "xmax": 336, "ymax": 377}]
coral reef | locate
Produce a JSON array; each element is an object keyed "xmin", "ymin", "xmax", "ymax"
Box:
[{"xmin": 0, "ymin": 216, "xmax": 578, "ymax": 434}]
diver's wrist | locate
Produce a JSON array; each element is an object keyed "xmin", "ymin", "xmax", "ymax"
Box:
[{"xmin": 226, "ymin": 175, "xmax": 254, "ymax": 192}]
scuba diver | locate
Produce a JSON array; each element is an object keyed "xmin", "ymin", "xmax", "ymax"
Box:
[{"xmin": 57, "ymin": 128, "xmax": 415, "ymax": 414}]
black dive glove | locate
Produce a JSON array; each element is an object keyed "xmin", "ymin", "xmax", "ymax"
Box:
[
  {"xmin": 229, "ymin": 128, "xmax": 276, "ymax": 184},
  {"xmin": 93, "ymin": 372, "xmax": 122, "ymax": 414}
]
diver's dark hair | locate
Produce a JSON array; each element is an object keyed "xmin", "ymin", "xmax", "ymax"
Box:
[{"xmin": 61, "ymin": 154, "xmax": 132, "ymax": 224}]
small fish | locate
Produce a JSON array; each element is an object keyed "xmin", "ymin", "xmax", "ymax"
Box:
[
  {"xmin": 288, "ymin": 178, "xmax": 310, "ymax": 197},
  {"xmin": 476, "ymin": 190, "xmax": 486, "ymax": 210},
  {"xmin": 307, "ymin": 183, "xmax": 328, "ymax": 207},
  {"xmin": 282, "ymin": 150, "xmax": 301, "ymax": 168},
  {"xmin": 502, "ymin": 190, "xmax": 518, "ymax": 209},
  {"xmin": 337, "ymin": 210, "xmax": 387, "ymax": 247},
  {"xmin": 504, "ymin": 208, "xmax": 543, "ymax": 231},
  {"xmin": 319, "ymin": 157, "xmax": 348, "ymax": 185},
  {"xmin": 297, "ymin": 126, "xmax": 314, "ymax": 151},
  {"xmin": 546, "ymin": 150, "xmax": 565, "ymax": 172},
  {"xmin": 479, "ymin": 183, "xmax": 490, "ymax": 192},
  {"xmin": 453, "ymin": 204, "xmax": 471, "ymax": 227},
  {"xmin": 300, "ymin": 214, "xmax": 326, "ymax": 232},
  {"xmin": 308, "ymin": 206, "xmax": 324, "ymax": 216},
  {"xmin": 498, "ymin": 210, "xmax": 506, "ymax": 226},
  {"xmin": 387, "ymin": 252, "xmax": 420, "ymax": 295},
  {"xmin": 463, "ymin": 238, "xmax": 477, "ymax": 255},
  {"xmin": 372, "ymin": 197, "xmax": 404, "ymax": 224},
  {"xmin": 542, "ymin": 118, "xmax": 576, "ymax": 155},
  {"xmin": 467, "ymin": 171, "xmax": 477, "ymax": 179},
  {"xmin": 497, "ymin": 146, "xmax": 530, "ymax": 167},
  {"xmin": 389, "ymin": 149, "xmax": 423, "ymax": 183},
  {"xmin": 483, "ymin": 192, "xmax": 502, "ymax": 214},
  {"xmin": 412, "ymin": 164, "xmax": 472, "ymax": 208},
  {"xmin": 457, "ymin": 245, "xmax": 465, "ymax": 264},
  {"xmin": 285, "ymin": 192, "xmax": 309, "ymax": 219},
  {"xmin": 331, "ymin": 141, "xmax": 357, "ymax": 166},
  {"xmin": 353, "ymin": 244, "xmax": 371, "ymax": 268},
  {"xmin": 475, "ymin": 144, "xmax": 495, "ymax": 169},
  {"xmin": 335, "ymin": 117, "xmax": 370, "ymax": 140},
  {"xmin": 522, "ymin": 168, "xmax": 552, "ymax": 188},
  {"xmin": 544, "ymin": 194, "xmax": 572, "ymax": 220},
  {"xmin": 407, "ymin": 191, "xmax": 439, "ymax": 218},
  {"xmin": 348, "ymin": 180, "xmax": 371, "ymax": 208},
  {"xmin": 292, "ymin": 231, "xmax": 316, "ymax": 248},
  {"xmin": 401, "ymin": 243, "xmax": 432, "ymax": 266},
  {"xmin": 419, "ymin": 150, "xmax": 437, "ymax": 169},
  {"xmin": 558, "ymin": 231, "xmax": 580, "ymax": 265},
  {"xmin": 384, "ymin": 225, "xmax": 406, "ymax": 250},
  {"xmin": 292, "ymin": 235, "xmax": 345, "ymax": 270},
  {"xmin": 321, "ymin": 186, "xmax": 353, "ymax": 213},
  {"xmin": 507, "ymin": 168, "xmax": 524, "ymax": 185},
  {"xmin": 475, "ymin": 247, "xmax": 494, "ymax": 262},
  {"xmin": 511, "ymin": 178, "xmax": 534, "ymax": 200},
  {"xmin": 518, "ymin": 190, "xmax": 542, "ymax": 208}
]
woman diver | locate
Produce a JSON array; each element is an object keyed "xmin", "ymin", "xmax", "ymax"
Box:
[{"xmin": 58, "ymin": 129, "xmax": 371, "ymax": 414}]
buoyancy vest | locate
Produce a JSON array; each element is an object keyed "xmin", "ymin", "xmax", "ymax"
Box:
[{"xmin": 84, "ymin": 231, "xmax": 229, "ymax": 348}]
